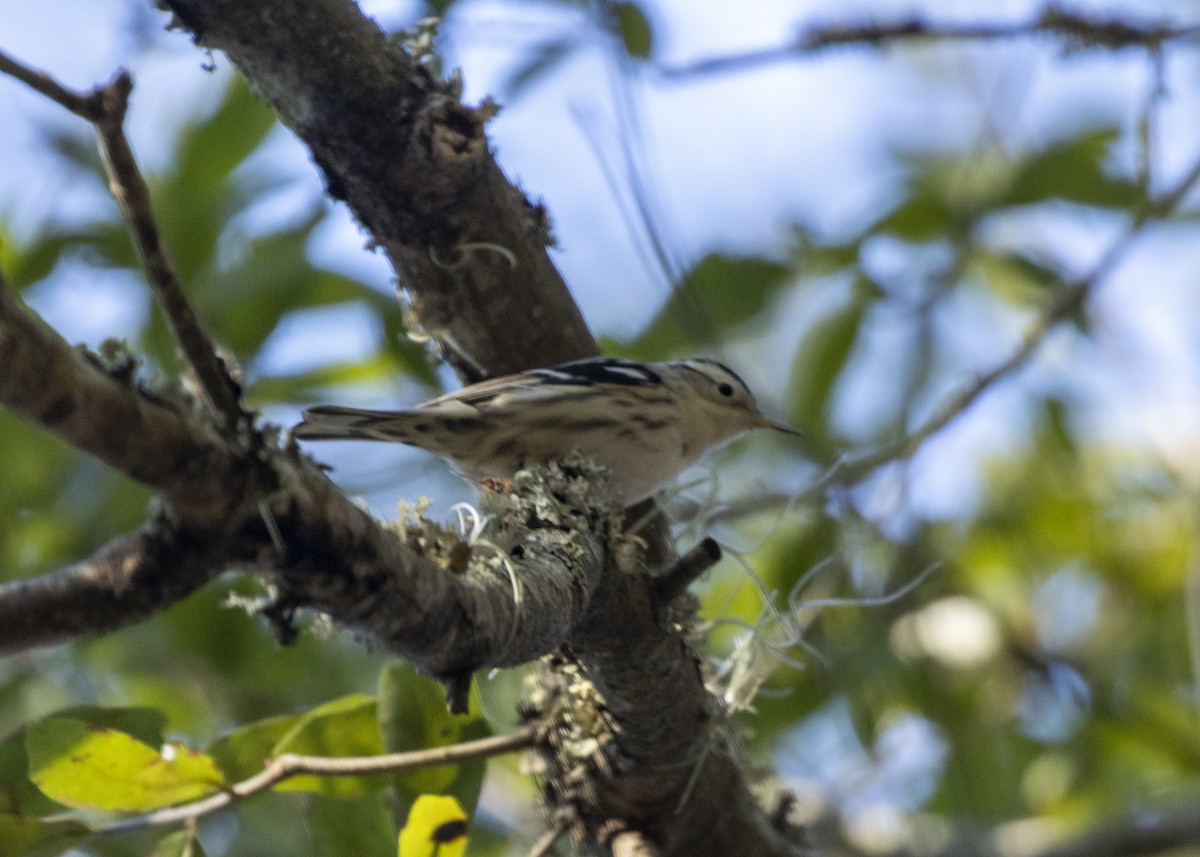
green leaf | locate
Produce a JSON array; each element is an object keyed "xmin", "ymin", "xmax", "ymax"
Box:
[
  {"xmin": 972, "ymin": 250, "xmax": 1061, "ymax": 305},
  {"xmin": 0, "ymin": 813, "xmax": 87, "ymax": 857},
  {"xmin": 612, "ymin": 2, "xmax": 653, "ymax": 59},
  {"xmin": 174, "ymin": 77, "xmax": 278, "ymax": 196},
  {"xmin": 377, "ymin": 662, "xmax": 489, "ymax": 815},
  {"xmin": 271, "ymin": 694, "xmax": 386, "ymax": 797},
  {"xmin": 877, "ymin": 191, "xmax": 959, "ymax": 241},
  {"xmin": 0, "ymin": 706, "xmax": 166, "ymax": 818},
  {"xmin": 306, "ymin": 791, "xmax": 396, "ymax": 857},
  {"xmin": 26, "ymin": 718, "xmax": 223, "ymax": 811},
  {"xmin": 1002, "ymin": 130, "xmax": 1142, "ymax": 209},
  {"xmin": 247, "ymin": 355, "xmax": 406, "ymax": 406},
  {"xmin": 786, "ymin": 282, "xmax": 869, "ymax": 440},
  {"xmin": 625, "ymin": 254, "xmax": 792, "ymax": 358},
  {"xmin": 151, "ymin": 830, "xmax": 208, "ymax": 857},
  {"xmin": 150, "ymin": 77, "xmax": 278, "ymax": 284},
  {"xmin": 48, "ymin": 705, "xmax": 167, "ymax": 747},
  {"xmin": 194, "ymin": 209, "xmax": 324, "ymax": 357},
  {"xmin": 207, "ymin": 713, "xmax": 301, "ymax": 783}
]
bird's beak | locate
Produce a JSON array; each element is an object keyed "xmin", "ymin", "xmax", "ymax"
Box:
[{"xmin": 756, "ymin": 413, "xmax": 801, "ymax": 436}]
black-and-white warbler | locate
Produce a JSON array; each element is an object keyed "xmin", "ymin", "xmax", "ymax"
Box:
[{"xmin": 293, "ymin": 357, "xmax": 796, "ymax": 504}]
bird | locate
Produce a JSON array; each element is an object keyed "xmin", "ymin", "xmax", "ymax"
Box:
[{"xmin": 292, "ymin": 356, "xmax": 797, "ymax": 505}]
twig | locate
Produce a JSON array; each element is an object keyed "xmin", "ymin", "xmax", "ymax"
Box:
[
  {"xmin": 98, "ymin": 726, "xmax": 538, "ymax": 834},
  {"xmin": 527, "ymin": 815, "xmax": 570, "ymax": 857},
  {"xmin": 0, "ymin": 48, "xmax": 104, "ymax": 118},
  {"xmin": 0, "ymin": 50, "xmax": 245, "ymax": 429},
  {"xmin": 852, "ymin": 149, "xmax": 1200, "ymax": 467},
  {"xmin": 653, "ymin": 538, "xmax": 722, "ymax": 605},
  {"xmin": 661, "ymin": 7, "xmax": 1200, "ymax": 79}
]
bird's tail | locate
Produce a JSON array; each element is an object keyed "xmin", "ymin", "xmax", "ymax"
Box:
[{"xmin": 292, "ymin": 405, "xmax": 416, "ymax": 442}]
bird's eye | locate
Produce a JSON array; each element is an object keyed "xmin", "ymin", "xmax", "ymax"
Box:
[{"xmin": 717, "ymin": 382, "xmax": 734, "ymax": 397}]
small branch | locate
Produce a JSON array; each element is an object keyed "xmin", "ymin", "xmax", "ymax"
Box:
[
  {"xmin": 0, "ymin": 47, "xmax": 104, "ymax": 119},
  {"xmin": 0, "ymin": 271, "xmax": 233, "ymax": 508},
  {"xmin": 789, "ymin": 148, "xmax": 1200, "ymax": 506},
  {"xmin": 858, "ymin": 149, "xmax": 1200, "ymax": 467},
  {"xmin": 99, "ymin": 726, "xmax": 538, "ymax": 834},
  {"xmin": 0, "ymin": 524, "xmax": 229, "ymax": 654},
  {"xmin": 0, "ymin": 50, "xmax": 244, "ymax": 428},
  {"xmin": 682, "ymin": 150, "xmax": 1200, "ymax": 534},
  {"xmin": 653, "ymin": 538, "xmax": 721, "ymax": 605},
  {"xmin": 92, "ymin": 79, "xmax": 245, "ymax": 427},
  {"xmin": 527, "ymin": 816, "xmax": 570, "ymax": 857},
  {"xmin": 661, "ymin": 8, "xmax": 1200, "ymax": 79}
]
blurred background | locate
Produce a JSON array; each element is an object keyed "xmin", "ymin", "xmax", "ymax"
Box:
[{"xmin": 2, "ymin": 0, "xmax": 1200, "ymax": 854}]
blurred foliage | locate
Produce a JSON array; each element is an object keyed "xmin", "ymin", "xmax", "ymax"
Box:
[{"xmin": 2, "ymin": 4, "xmax": 1200, "ymax": 857}]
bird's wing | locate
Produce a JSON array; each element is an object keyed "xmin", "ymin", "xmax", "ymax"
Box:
[{"xmin": 417, "ymin": 357, "xmax": 661, "ymax": 409}]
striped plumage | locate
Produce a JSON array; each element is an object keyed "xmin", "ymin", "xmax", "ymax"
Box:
[{"xmin": 293, "ymin": 357, "xmax": 796, "ymax": 504}]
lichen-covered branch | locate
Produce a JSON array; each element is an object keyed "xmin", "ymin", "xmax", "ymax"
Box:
[
  {"xmin": 267, "ymin": 455, "xmax": 612, "ymax": 679},
  {"xmin": 0, "ymin": 272, "xmax": 234, "ymax": 518},
  {"xmin": 0, "ymin": 3, "xmax": 809, "ymax": 854},
  {"xmin": 159, "ymin": 0, "xmax": 598, "ymax": 380},
  {"xmin": 0, "ymin": 522, "xmax": 227, "ymax": 655}
]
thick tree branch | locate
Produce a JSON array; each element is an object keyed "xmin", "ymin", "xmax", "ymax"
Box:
[
  {"xmin": 0, "ymin": 271, "xmax": 610, "ymax": 666},
  {"xmin": 268, "ymin": 455, "xmax": 611, "ymax": 678},
  {"xmin": 158, "ymin": 0, "xmax": 598, "ymax": 380},
  {"xmin": 0, "ymin": 522, "xmax": 227, "ymax": 654},
  {"xmin": 0, "ymin": 272, "xmax": 234, "ymax": 516},
  {"xmin": 554, "ymin": 549, "xmax": 804, "ymax": 856},
  {"xmin": 0, "ymin": 5, "xmax": 802, "ymax": 855}
]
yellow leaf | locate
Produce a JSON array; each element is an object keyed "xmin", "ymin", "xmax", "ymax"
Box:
[
  {"xmin": 26, "ymin": 719, "xmax": 223, "ymax": 811},
  {"xmin": 397, "ymin": 794, "xmax": 468, "ymax": 857}
]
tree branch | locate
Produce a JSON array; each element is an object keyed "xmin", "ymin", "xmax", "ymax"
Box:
[
  {"xmin": 653, "ymin": 537, "xmax": 721, "ymax": 605},
  {"xmin": 526, "ymin": 817, "xmax": 569, "ymax": 857},
  {"xmin": 0, "ymin": 51, "xmax": 244, "ymax": 426},
  {"xmin": 0, "ymin": 257, "xmax": 610, "ymax": 664},
  {"xmin": 0, "ymin": 271, "xmax": 235, "ymax": 517},
  {"xmin": 0, "ymin": 522, "xmax": 228, "ymax": 654},
  {"xmin": 268, "ymin": 457, "xmax": 612, "ymax": 678},
  {"xmin": 98, "ymin": 726, "xmax": 537, "ymax": 834},
  {"xmin": 0, "ymin": 4, "xmax": 807, "ymax": 854},
  {"xmin": 158, "ymin": 0, "xmax": 599, "ymax": 380},
  {"xmin": 661, "ymin": 7, "xmax": 1200, "ymax": 79},
  {"xmin": 0, "ymin": 47, "xmax": 107, "ymax": 118}
]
